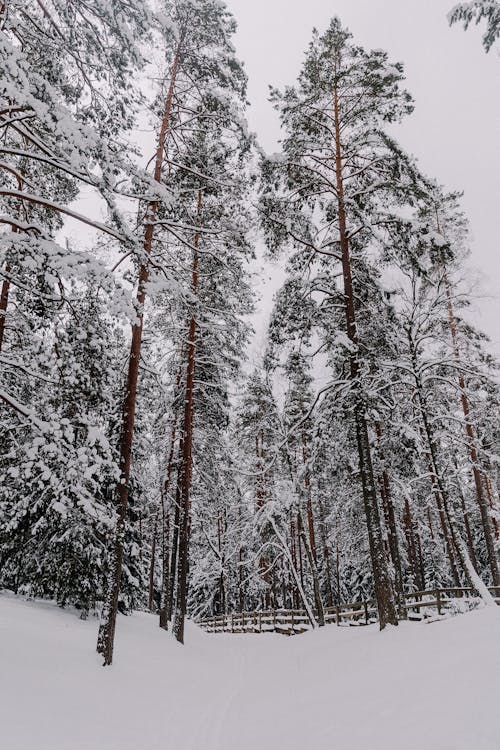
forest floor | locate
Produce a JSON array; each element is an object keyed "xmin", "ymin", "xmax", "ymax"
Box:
[{"xmin": 1, "ymin": 593, "xmax": 499, "ymax": 750}]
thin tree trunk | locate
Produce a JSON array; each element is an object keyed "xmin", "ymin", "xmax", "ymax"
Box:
[
  {"xmin": 375, "ymin": 423, "xmax": 407, "ymax": 619},
  {"xmin": 268, "ymin": 516, "xmax": 317, "ymax": 628},
  {"xmin": 167, "ymin": 470, "xmax": 182, "ymax": 622},
  {"xmin": 159, "ymin": 368, "xmax": 183, "ymax": 629},
  {"xmin": 98, "ymin": 35, "xmax": 185, "ymax": 666},
  {"xmin": 173, "ymin": 190, "xmax": 201, "ymax": 644},
  {"xmin": 217, "ymin": 514, "xmax": 226, "ymax": 615},
  {"xmin": 290, "ymin": 516, "xmax": 299, "ymax": 608},
  {"xmin": 302, "ymin": 438, "xmax": 317, "ymax": 561},
  {"xmin": 333, "ymin": 81, "xmax": 397, "ymax": 628},
  {"xmin": 438, "ymin": 215, "xmax": 500, "ymax": 586},
  {"xmin": 0, "ymin": 262, "xmax": 11, "ymax": 353},
  {"xmin": 410, "ymin": 341, "xmax": 487, "ymax": 595},
  {"xmin": 484, "ymin": 475, "xmax": 499, "ymax": 541},
  {"xmin": 148, "ymin": 509, "xmax": 159, "ymax": 612},
  {"xmin": 317, "ymin": 493, "xmax": 334, "ymax": 607},
  {"xmin": 297, "ymin": 510, "xmax": 325, "ymax": 626},
  {"xmin": 160, "ymin": 509, "xmax": 170, "ymax": 625},
  {"xmin": 297, "ymin": 511, "xmax": 305, "ymax": 589},
  {"xmin": 0, "ymin": 170, "xmax": 23, "ymax": 353}
]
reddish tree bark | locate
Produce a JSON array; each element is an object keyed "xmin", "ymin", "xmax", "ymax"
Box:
[
  {"xmin": 333, "ymin": 80, "xmax": 398, "ymax": 628},
  {"xmin": 173, "ymin": 190, "xmax": 201, "ymax": 644},
  {"xmin": 98, "ymin": 35, "xmax": 185, "ymax": 666}
]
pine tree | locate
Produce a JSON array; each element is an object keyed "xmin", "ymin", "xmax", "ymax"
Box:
[{"xmin": 260, "ymin": 18, "xmax": 420, "ymax": 628}]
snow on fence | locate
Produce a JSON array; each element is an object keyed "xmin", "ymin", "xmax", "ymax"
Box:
[{"xmin": 197, "ymin": 587, "xmax": 500, "ymax": 636}]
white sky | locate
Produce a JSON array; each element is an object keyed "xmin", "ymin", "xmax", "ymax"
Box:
[{"xmin": 226, "ymin": 0, "xmax": 500, "ymax": 353}]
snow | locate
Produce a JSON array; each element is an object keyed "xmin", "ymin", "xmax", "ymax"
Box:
[{"xmin": 1, "ymin": 593, "xmax": 499, "ymax": 750}]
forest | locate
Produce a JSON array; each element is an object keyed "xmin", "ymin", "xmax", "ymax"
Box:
[{"xmin": 0, "ymin": 0, "xmax": 499, "ymax": 674}]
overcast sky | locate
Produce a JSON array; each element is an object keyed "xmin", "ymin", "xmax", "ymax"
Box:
[{"xmin": 225, "ymin": 0, "xmax": 500, "ymax": 353}]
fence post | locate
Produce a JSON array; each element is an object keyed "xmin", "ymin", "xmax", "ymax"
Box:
[
  {"xmin": 291, "ymin": 610, "xmax": 295, "ymax": 634},
  {"xmin": 436, "ymin": 589, "xmax": 442, "ymax": 616},
  {"xmin": 336, "ymin": 605, "xmax": 340, "ymax": 626},
  {"xmin": 273, "ymin": 609, "xmax": 277, "ymax": 632},
  {"xmin": 231, "ymin": 614, "xmax": 234, "ymax": 634},
  {"xmin": 242, "ymin": 612, "xmax": 246, "ymax": 633},
  {"xmin": 364, "ymin": 601, "xmax": 369, "ymax": 626}
]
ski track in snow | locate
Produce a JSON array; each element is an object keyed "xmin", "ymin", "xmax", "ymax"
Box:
[{"xmin": 1, "ymin": 593, "xmax": 499, "ymax": 750}]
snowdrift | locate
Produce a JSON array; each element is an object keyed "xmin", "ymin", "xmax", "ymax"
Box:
[{"xmin": 0, "ymin": 593, "xmax": 499, "ymax": 750}]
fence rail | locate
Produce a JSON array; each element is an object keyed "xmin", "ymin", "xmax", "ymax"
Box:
[{"xmin": 197, "ymin": 587, "xmax": 500, "ymax": 636}]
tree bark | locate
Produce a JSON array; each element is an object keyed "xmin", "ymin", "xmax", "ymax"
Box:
[
  {"xmin": 98, "ymin": 35, "xmax": 185, "ymax": 666},
  {"xmin": 333, "ymin": 81, "xmax": 398, "ymax": 628},
  {"xmin": 159, "ymin": 368, "xmax": 183, "ymax": 629},
  {"xmin": 0, "ymin": 262, "xmax": 11, "ymax": 353},
  {"xmin": 375, "ymin": 423, "xmax": 407, "ymax": 619},
  {"xmin": 148, "ymin": 509, "xmax": 159, "ymax": 612},
  {"xmin": 173, "ymin": 190, "xmax": 201, "ymax": 644},
  {"xmin": 297, "ymin": 510, "xmax": 325, "ymax": 626},
  {"xmin": 404, "ymin": 498, "xmax": 424, "ymax": 591}
]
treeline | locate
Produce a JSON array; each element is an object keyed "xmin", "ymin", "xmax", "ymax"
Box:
[{"xmin": 0, "ymin": 2, "xmax": 498, "ymax": 665}]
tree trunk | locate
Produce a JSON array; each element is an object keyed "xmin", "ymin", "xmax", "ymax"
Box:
[
  {"xmin": 317, "ymin": 493, "xmax": 335, "ymax": 607},
  {"xmin": 409, "ymin": 340, "xmax": 487, "ymax": 594},
  {"xmin": 98, "ymin": 35, "xmax": 185, "ymax": 666},
  {"xmin": 484, "ymin": 475, "xmax": 499, "ymax": 541},
  {"xmin": 375, "ymin": 423, "xmax": 407, "ymax": 619},
  {"xmin": 297, "ymin": 510, "xmax": 325, "ymax": 626},
  {"xmin": 0, "ymin": 262, "xmax": 11, "ymax": 353},
  {"xmin": 167, "ymin": 470, "xmax": 182, "ymax": 622},
  {"xmin": 159, "ymin": 370, "xmax": 183, "ymax": 630},
  {"xmin": 438, "ymin": 218, "xmax": 500, "ymax": 586},
  {"xmin": 148, "ymin": 509, "xmax": 159, "ymax": 612},
  {"xmin": 302, "ymin": 438, "xmax": 317, "ymax": 561},
  {"xmin": 404, "ymin": 498, "xmax": 424, "ymax": 591},
  {"xmin": 173, "ymin": 190, "xmax": 201, "ymax": 644},
  {"xmin": 333, "ymin": 82, "xmax": 398, "ymax": 629}
]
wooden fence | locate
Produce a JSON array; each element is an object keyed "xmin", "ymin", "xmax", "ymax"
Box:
[{"xmin": 197, "ymin": 587, "xmax": 500, "ymax": 636}]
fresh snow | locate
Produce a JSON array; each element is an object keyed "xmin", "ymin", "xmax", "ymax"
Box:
[{"xmin": 0, "ymin": 593, "xmax": 499, "ymax": 750}]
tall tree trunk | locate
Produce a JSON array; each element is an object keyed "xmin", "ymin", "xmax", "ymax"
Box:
[
  {"xmin": 333, "ymin": 82, "xmax": 398, "ymax": 628},
  {"xmin": 173, "ymin": 190, "xmax": 201, "ymax": 644},
  {"xmin": 98, "ymin": 36, "xmax": 185, "ymax": 666}
]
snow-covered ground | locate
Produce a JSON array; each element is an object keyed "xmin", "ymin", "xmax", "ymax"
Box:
[{"xmin": 1, "ymin": 593, "xmax": 499, "ymax": 750}]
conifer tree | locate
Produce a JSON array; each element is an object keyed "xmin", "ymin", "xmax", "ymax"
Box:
[{"xmin": 260, "ymin": 18, "xmax": 419, "ymax": 628}]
